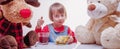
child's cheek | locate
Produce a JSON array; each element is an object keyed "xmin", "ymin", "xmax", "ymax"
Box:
[{"xmin": 53, "ymin": 17, "xmax": 59, "ymax": 22}]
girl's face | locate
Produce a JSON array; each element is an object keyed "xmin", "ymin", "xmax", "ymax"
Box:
[{"xmin": 52, "ymin": 12, "xmax": 66, "ymax": 26}]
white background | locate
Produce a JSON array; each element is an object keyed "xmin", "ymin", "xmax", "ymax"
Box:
[
  {"xmin": 23, "ymin": 0, "xmax": 90, "ymax": 35},
  {"xmin": 23, "ymin": 0, "xmax": 120, "ymax": 49}
]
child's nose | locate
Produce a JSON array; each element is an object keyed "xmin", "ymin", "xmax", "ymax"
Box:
[
  {"xmin": 59, "ymin": 16, "xmax": 63, "ymax": 19},
  {"xmin": 88, "ymin": 4, "xmax": 96, "ymax": 11},
  {"xmin": 19, "ymin": 9, "xmax": 31, "ymax": 18}
]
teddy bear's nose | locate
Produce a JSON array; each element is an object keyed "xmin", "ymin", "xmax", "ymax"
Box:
[
  {"xmin": 88, "ymin": 4, "xmax": 96, "ymax": 11},
  {"xmin": 20, "ymin": 9, "xmax": 31, "ymax": 18}
]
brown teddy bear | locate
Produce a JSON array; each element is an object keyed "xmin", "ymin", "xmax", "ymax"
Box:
[
  {"xmin": 75, "ymin": 0, "xmax": 120, "ymax": 46},
  {"xmin": 23, "ymin": 30, "xmax": 39, "ymax": 48},
  {"xmin": 0, "ymin": 30, "xmax": 39, "ymax": 49},
  {"xmin": 0, "ymin": 35, "xmax": 17, "ymax": 49},
  {"xmin": 0, "ymin": 0, "xmax": 40, "ymax": 49}
]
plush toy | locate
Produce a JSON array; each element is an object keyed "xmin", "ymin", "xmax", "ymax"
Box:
[
  {"xmin": 0, "ymin": 35, "xmax": 17, "ymax": 49},
  {"xmin": 101, "ymin": 8, "xmax": 120, "ymax": 48},
  {"xmin": 75, "ymin": 0, "xmax": 120, "ymax": 46},
  {"xmin": 0, "ymin": 0, "xmax": 40, "ymax": 49},
  {"xmin": 23, "ymin": 30, "xmax": 39, "ymax": 48},
  {"xmin": 101, "ymin": 23, "xmax": 120, "ymax": 49}
]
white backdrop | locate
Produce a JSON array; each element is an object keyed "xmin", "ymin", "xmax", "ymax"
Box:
[{"xmin": 23, "ymin": 0, "xmax": 90, "ymax": 36}]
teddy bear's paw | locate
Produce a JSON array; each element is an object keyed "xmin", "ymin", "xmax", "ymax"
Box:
[
  {"xmin": 115, "ymin": 23, "xmax": 120, "ymax": 40},
  {"xmin": 0, "ymin": 35, "xmax": 17, "ymax": 49},
  {"xmin": 0, "ymin": 37, "xmax": 11, "ymax": 49},
  {"xmin": 24, "ymin": 30, "xmax": 39, "ymax": 47},
  {"xmin": 115, "ymin": 23, "xmax": 120, "ymax": 30},
  {"xmin": 75, "ymin": 25, "xmax": 95, "ymax": 44},
  {"xmin": 101, "ymin": 27, "xmax": 120, "ymax": 49}
]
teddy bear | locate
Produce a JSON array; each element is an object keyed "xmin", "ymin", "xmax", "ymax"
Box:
[
  {"xmin": 75, "ymin": 0, "xmax": 120, "ymax": 46},
  {"xmin": 0, "ymin": 35, "xmax": 17, "ymax": 49},
  {"xmin": 23, "ymin": 30, "xmax": 39, "ymax": 48},
  {"xmin": 101, "ymin": 23, "xmax": 120, "ymax": 49},
  {"xmin": 0, "ymin": 30, "xmax": 39, "ymax": 49},
  {"xmin": 100, "ymin": 11, "xmax": 120, "ymax": 48},
  {"xmin": 0, "ymin": 0, "xmax": 40, "ymax": 49}
]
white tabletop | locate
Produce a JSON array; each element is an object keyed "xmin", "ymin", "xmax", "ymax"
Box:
[{"xmin": 24, "ymin": 42, "xmax": 103, "ymax": 49}]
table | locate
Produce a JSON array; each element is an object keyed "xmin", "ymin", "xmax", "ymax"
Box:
[{"xmin": 24, "ymin": 42, "xmax": 103, "ymax": 49}]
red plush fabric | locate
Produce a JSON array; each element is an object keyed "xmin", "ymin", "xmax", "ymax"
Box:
[{"xmin": 0, "ymin": 17, "xmax": 23, "ymax": 49}]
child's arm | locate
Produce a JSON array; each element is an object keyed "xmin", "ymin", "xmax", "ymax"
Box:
[
  {"xmin": 35, "ymin": 25, "xmax": 49, "ymax": 33},
  {"xmin": 67, "ymin": 27, "xmax": 77, "ymax": 43},
  {"xmin": 35, "ymin": 17, "xmax": 44, "ymax": 33}
]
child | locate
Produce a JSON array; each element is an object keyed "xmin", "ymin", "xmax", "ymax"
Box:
[{"xmin": 35, "ymin": 2, "xmax": 77, "ymax": 44}]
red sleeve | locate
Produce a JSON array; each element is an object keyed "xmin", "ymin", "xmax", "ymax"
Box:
[
  {"xmin": 68, "ymin": 27, "xmax": 77, "ymax": 43},
  {"xmin": 35, "ymin": 25, "xmax": 49, "ymax": 33},
  {"xmin": 42, "ymin": 25, "xmax": 49, "ymax": 32},
  {"xmin": 35, "ymin": 26, "xmax": 41, "ymax": 33}
]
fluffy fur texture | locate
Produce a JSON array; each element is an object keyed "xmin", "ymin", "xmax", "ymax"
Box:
[
  {"xmin": 75, "ymin": 0, "xmax": 120, "ymax": 48},
  {"xmin": 0, "ymin": 0, "xmax": 40, "ymax": 49},
  {"xmin": 0, "ymin": 35, "xmax": 17, "ymax": 49},
  {"xmin": 23, "ymin": 30, "xmax": 39, "ymax": 48}
]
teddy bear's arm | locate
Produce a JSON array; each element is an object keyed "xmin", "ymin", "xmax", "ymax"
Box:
[
  {"xmin": 86, "ymin": 19, "xmax": 95, "ymax": 30},
  {"xmin": 22, "ymin": 21, "xmax": 32, "ymax": 28},
  {"xmin": 109, "ymin": 15, "xmax": 120, "ymax": 23}
]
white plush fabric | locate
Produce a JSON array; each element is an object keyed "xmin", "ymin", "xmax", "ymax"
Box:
[
  {"xmin": 75, "ymin": 25, "xmax": 95, "ymax": 43},
  {"xmin": 101, "ymin": 27, "xmax": 120, "ymax": 49}
]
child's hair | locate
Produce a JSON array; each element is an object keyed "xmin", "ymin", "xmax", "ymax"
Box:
[
  {"xmin": 49, "ymin": 2, "xmax": 67, "ymax": 21},
  {"xmin": 0, "ymin": 6, "xmax": 3, "ymax": 16}
]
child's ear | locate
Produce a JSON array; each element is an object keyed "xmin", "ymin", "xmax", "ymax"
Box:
[{"xmin": 25, "ymin": 0, "xmax": 40, "ymax": 7}]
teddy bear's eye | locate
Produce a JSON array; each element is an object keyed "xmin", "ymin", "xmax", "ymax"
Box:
[{"xmin": 98, "ymin": 1, "xmax": 101, "ymax": 3}]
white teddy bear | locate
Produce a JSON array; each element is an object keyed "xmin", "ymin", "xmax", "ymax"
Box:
[
  {"xmin": 101, "ymin": 23, "xmax": 120, "ymax": 49},
  {"xmin": 75, "ymin": 0, "xmax": 120, "ymax": 48}
]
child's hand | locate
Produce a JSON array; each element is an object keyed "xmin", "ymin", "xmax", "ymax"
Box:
[
  {"xmin": 37, "ymin": 17, "xmax": 44, "ymax": 28},
  {"xmin": 67, "ymin": 36, "xmax": 73, "ymax": 44}
]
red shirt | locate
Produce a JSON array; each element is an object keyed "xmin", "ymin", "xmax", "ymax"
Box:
[{"xmin": 35, "ymin": 24, "xmax": 77, "ymax": 43}]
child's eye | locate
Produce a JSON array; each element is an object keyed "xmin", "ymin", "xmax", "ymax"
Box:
[
  {"xmin": 90, "ymin": 2, "xmax": 92, "ymax": 3},
  {"xmin": 98, "ymin": 1, "xmax": 101, "ymax": 3},
  {"xmin": 55, "ymin": 15, "xmax": 59, "ymax": 18}
]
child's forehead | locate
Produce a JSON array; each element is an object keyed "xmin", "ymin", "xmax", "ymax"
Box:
[
  {"xmin": 53, "ymin": 11, "xmax": 65, "ymax": 15},
  {"xmin": 52, "ymin": 9, "xmax": 65, "ymax": 15}
]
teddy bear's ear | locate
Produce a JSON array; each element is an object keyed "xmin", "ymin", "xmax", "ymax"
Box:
[
  {"xmin": 25, "ymin": 0, "xmax": 40, "ymax": 7},
  {"xmin": 0, "ymin": 0, "xmax": 13, "ymax": 5}
]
